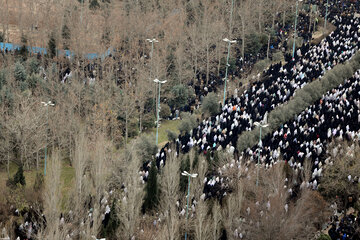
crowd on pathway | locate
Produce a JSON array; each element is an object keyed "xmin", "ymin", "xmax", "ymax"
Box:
[
  {"xmin": 155, "ymin": 7, "xmax": 360, "ymax": 174},
  {"xmin": 327, "ymin": 204, "xmax": 360, "ymax": 240},
  {"xmin": 8, "ymin": 0, "xmax": 360, "ymax": 239},
  {"xmin": 246, "ymin": 70, "xmax": 360, "ymax": 187}
]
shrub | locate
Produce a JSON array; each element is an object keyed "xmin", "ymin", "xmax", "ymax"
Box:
[
  {"xmin": 237, "ymin": 130, "xmax": 258, "ymax": 152},
  {"xmin": 287, "ymin": 37, "xmax": 303, "ymax": 53},
  {"xmin": 168, "ymin": 84, "xmax": 194, "ymax": 110},
  {"xmin": 142, "ymin": 113, "xmax": 155, "ymax": 130},
  {"xmin": 166, "ymin": 130, "xmax": 178, "ymax": 142},
  {"xmin": 27, "ymin": 58, "xmax": 40, "ymax": 74},
  {"xmin": 14, "ymin": 62, "xmax": 27, "ymax": 82},
  {"xmin": 178, "ymin": 112, "xmax": 197, "ymax": 134},
  {"xmin": 245, "ymin": 32, "xmax": 268, "ymax": 56},
  {"xmin": 253, "ymin": 59, "xmax": 271, "ymax": 73},
  {"xmin": 19, "ymin": 82, "xmax": 28, "ymax": 92},
  {"xmin": 201, "ymin": 92, "xmax": 220, "ymax": 116},
  {"xmin": 136, "ymin": 135, "xmax": 158, "ymax": 163},
  {"xmin": 272, "ymin": 51, "xmax": 283, "ymax": 62},
  {"xmin": 317, "ymin": 234, "xmax": 331, "ymax": 240},
  {"xmin": 26, "ymin": 74, "xmax": 40, "ymax": 91},
  {"xmin": 159, "ymin": 103, "xmax": 171, "ymax": 119},
  {"xmin": 127, "ymin": 118, "xmax": 139, "ymax": 138},
  {"xmin": 332, "ymin": 64, "xmax": 353, "ymax": 80}
]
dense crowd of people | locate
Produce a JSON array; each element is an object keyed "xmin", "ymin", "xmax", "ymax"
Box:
[
  {"xmin": 7, "ymin": 0, "xmax": 360, "ymax": 239},
  {"xmin": 155, "ymin": 7, "xmax": 360, "ymax": 173},
  {"xmin": 246, "ymin": 70, "xmax": 360, "ymax": 186},
  {"xmin": 328, "ymin": 209, "xmax": 360, "ymax": 240}
]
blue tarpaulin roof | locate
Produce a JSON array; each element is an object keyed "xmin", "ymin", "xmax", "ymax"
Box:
[{"xmin": 0, "ymin": 42, "xmax": 113, "ymax": 60}]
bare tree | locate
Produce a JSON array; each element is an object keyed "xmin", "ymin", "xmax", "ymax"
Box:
[
  {"xmin": 221, "ymin": 161, "xmax": 330, "ymax": 240},
  {"xmin": 159, "ymin": 151, "xmax": 181, "ymax": 240},
  {"xmin": 116, "ymin": 144, "xmax": 144, "ymax": 239},
  {"xmin": 37, "ymin": 150, "xmax": 68, "ymax": 239},
  {"xmin": 319, "ymin": 142, "xmax": 360, "ymax": 210}
]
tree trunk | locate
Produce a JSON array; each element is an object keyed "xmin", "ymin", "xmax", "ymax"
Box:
[
  {"xmin": 309, "ymin": 8, "xmax": 313, "ymax": 33},
  {"xmin": 267, "ymin": 33, "xmax": 271, "ymax": 59},
  {"xmin": 7, "ymin": 150, "xmax": 10, "ymax": 177},
  {"xmin": 139, "ymin": 108, "xmax": 143, "ymax": 133},
  {"xmin": 267, "ymin": 14, "xmax": 276, "ymax": 59},
  {"xmin": 69, "ymin": 132, "xmax": 72, "ymax": 165},
  {"xmin": 5, "ymin": 0, "xmax": 9, "ymax": 42},
  {"xmin": 25, "ymin": 145, "xmax": 28, "ymax": 170},
  {"xmin": 125, "ymin": 95, "xmax": 128, "ymax": 147},
  {"xmin": 241, "ymin": 17, "xmax": 245, "ymax": 60},
  {"xmin": 258, "ymin": 1, "xmax": 262, "ymax": 32},
  {"xmin": 217, "ymin": 44, "xmax": 221, "ymax": 76},
  {"xmin": 206, "ymin": 43, "xmax": 210, "ymax": 85},
  {"xmin": 194, "ymin": 53, "xmax": 198, "ymax": 82},
  {"xmin": 283, "ymin": 10, "xmax": 286, "ymax": 27}
]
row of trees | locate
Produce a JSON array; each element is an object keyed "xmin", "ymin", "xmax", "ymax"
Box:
[
  {"xmin": 2, "ymin": 129, "xmax": 338, "ymax": 239},
  {"xmin": 0, "ymin": 0, "xmax": 306, "ymax": 169},
  {"xmin": 0, "ymin": 0, "xmax": 300, "ymax": 83}
]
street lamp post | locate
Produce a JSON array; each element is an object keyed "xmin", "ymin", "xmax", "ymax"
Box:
[
  {"xmin": 292, "ymin": 0, "xmax": 303, "ymax": 59},
  {"xmin": 324, "ymin": 0, "xmax": 329, "ymax": 33},
  {"xmin": 80, "ymin": 0, "xmax": 84, "ymax": 25},
  {"xmin": 181, "ymin": 171, "xmax": 198, "ymax": 240},
  {"xmin": 146, "ymin": 39, "xmax": 159, "ymax": 61},
  {"xmin": 146, "ymin": 39, "xmax": 159, "ymax": 114},
  {"xmin": 254, "ymin": 119, "xmax": 269, "ymax": 186},
  {"xmin": 222, "ymin": 38, "xmax": 237, "ymax": 106},
  {"xmin": 229, "ymin": 0, "xmax": 235, "ymax": 37},
  {"xmin": 41, "ymin": 101, "xmax": 55, "ymax": 176},
  {"xmin": 153, "ymin": 79, "xmax": 167, "ymax": 146}
]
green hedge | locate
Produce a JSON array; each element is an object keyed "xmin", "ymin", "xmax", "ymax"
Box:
[{"xmin": 237, "ymin": 51, "xmax": 360, "ymax": 152}]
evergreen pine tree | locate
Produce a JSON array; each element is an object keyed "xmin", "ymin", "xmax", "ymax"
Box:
[
  {"xmin": 0, "ymin": 70, "xmax": 7, "ymax": 91},
  {"xmin": 19, "ymin": 34, "xmax": 28, "ymax": 60},
  {"xmin": 26, "ymin": 74, "xmax": 40, "ymax": 91},
  {"xmin": 180, "ymin": 155, "xmax": 190, "ymax": 192},
  {"xmin": 101, "ymin": 201, "xmax": 120, "ymax": 238},
  {"xmin": 33, "ymin": 173, "xmax": 44, "ymax": 191},
  {"xmin": 206, "ymin": 150, "xmax": 211, "ymax": 165},
  {"xmin": 13, "ymin": 166, "xmax": 26, "ymax": 186},
  {"xmin": 28, "ymin": 57, "xmax": 40, "ymax": 74},
  {"xmin": 192, "ymin": 150, "xmax": 199, "ymax": 169},
  {"xmin": 143, "ymin": 161, "xmax": 159, "ymax": 212},
  {"xmin": 89, "ymin": 0, "xmax": 100, "ymax": 10},
  {"xmin": 48, "ymin": 33, "xmax": 57, "ymax": 59},
  {"xmin": 62, "ymin": 24, "xmax": 71, "ymax": 50},
  {"xmin": 14, "ymin": 62, "xmax": 27, "ymax": 82}
]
